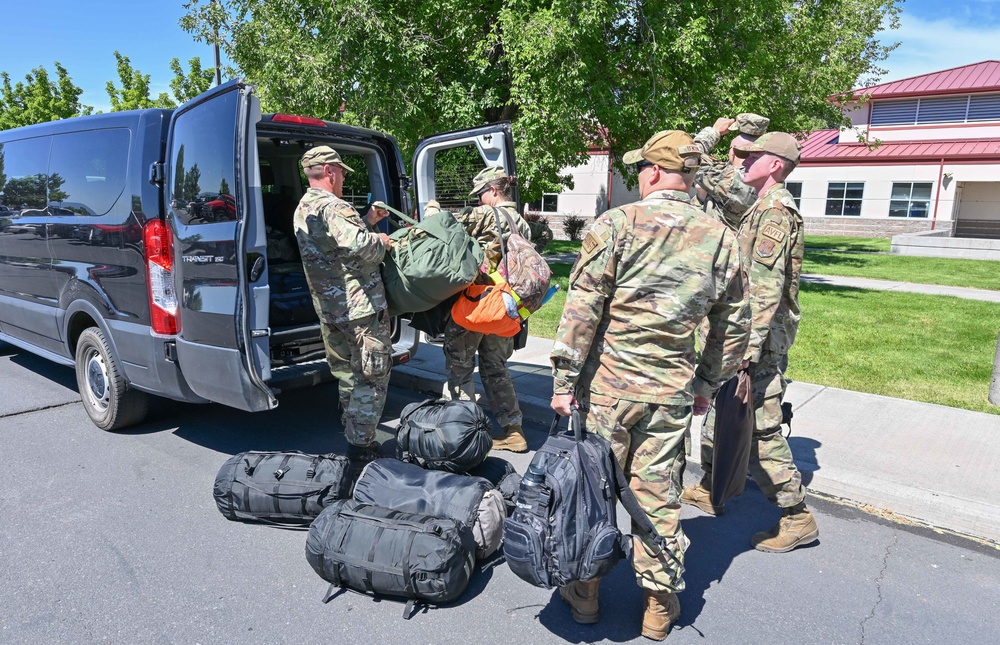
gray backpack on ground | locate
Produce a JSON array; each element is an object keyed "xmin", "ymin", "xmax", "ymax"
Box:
[
  {"xmin": 306, "ymin": 500, "xmax": 476, "ymax": 618},
  {"xmin": 467, "ymin": 456, "xmax": 522, "ymax": 517},
  {"xmin": 354, "ymin": 459, "xmax": 505, "ymax": 560},
  {"xmin": 214, "ymin": 451, "xmax": 350, "ymax": 524},
  {"xmin": 503, "ymin": 411, "xmax": 669, "ymax": 589}
]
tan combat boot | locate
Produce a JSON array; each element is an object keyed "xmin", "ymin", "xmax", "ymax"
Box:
[
  {"xmin": 751, "ymin": 502, "xmax": 819, "ymax": 553},
  {"xmin": 679, "ymin": 477, "xmax": 724, "ymax": 516},
  {"xmin": 641, "ymin": 590, "xmax": 681, "ymax": 641},
  {"xmin": 558, "ymin": 579, "xmax": 600, "ymax": 624},
  {"xmin": 492, "ymin": 423, "xmax": 528, "ymax": 453}
]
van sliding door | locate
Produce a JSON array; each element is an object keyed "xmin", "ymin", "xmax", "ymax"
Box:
[{"xmin": 165, "ymin": 80, "xmax": 275, "ymax": 412}]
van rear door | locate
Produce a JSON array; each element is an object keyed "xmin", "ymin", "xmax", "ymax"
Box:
[
  {"xmin": 164, "ymin": 80, "xmax": 275, "ymax": 412},
  {"xmin": 411, "ymin": 122, "xmax": 518, "ymax": 214}
]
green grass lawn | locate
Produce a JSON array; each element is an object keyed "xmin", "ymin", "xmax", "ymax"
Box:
[
  {"xmin": 804, "ymin": 235, "xmax": 890, "ymax": 253},
  {"xmin": 533, "ymin": 261, "xmax": 1000, "ymax": 415},
  {"xmin": 803, "ymin": 251, "xmax": 1000, "ymax": 291},
  {"xmin": 543, "ymin": 240, "xmax": 582, "ymax": 255}
]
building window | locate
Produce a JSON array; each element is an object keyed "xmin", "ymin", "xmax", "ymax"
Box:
[
  {"xmin": 889, "ymin": 182, "xmax": 932, "ymax": 218},
  {"xmin": 871, "ymin": 93, "xmax": 1000, "ymax": 126},
  {"xmin": 825, "ymin": 182, "xmax": 864, "ymax": 216},
  {"xmin": 785, "ymin": 182, "xmax": 802, "ymax": 208},
  {"xmin": 541, "ymin": 193, "xmax": 558, "ymax": 212}
]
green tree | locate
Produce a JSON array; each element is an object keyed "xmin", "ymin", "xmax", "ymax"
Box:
[
  {"xmin": 181, "ymin": 0, "xmax": 901, "ymax": 200},
  {"xmin": 0, "ymin": 63, "xmax": 93, "ymax": 130},
  {"xmin": 219, "ymin": 177, "xmax": 230, "ymax": 195},
  {"xmin": 169, "ymin": 56, "xmax": 216, "ymax": 103},
  {"xmin": 106, "ymin": 51, "xmax": 176, "ymax": 111}
]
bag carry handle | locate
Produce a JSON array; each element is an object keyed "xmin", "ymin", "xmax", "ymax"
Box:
[
  {"xmin": 373, "ymin": 201, "xmax": 420, "ymax": 227},
  {"xmin": 548, "ymin": 408, "xmax": 584, "ymax": 441}
]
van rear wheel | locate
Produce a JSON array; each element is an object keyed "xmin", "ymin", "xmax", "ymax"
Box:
[{"xmin": 75, "ymin": 327, "xmax": 149, "ymax": 431}]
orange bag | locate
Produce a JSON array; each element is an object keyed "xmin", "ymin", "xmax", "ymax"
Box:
[{"xmin": 451, "ymin": 281, "xmax": 523, "ymax": 337}]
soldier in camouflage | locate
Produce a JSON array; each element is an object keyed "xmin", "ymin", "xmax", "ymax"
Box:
[
  {"xmin": 691, "ymin": 113, "xmax": 770, "ymax": 231},
  {"xmin": 681, "ymin": 132, "xmax": 820, "ymax": 554},
  {"xmin": 293, "ymin": 146, "xmax": 393, "ymax": 468},
  {"xmin": 549, "ymin": 130, "xmax": 750, "ymax": 640},
  {"xmin": 431, "ymin": 167, "xmax": 533, "ymax": 452}
]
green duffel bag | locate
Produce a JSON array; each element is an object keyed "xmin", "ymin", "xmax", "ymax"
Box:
[{"xmin": 380, "ymin": 203, "xmax": 484, "ymax": 317}]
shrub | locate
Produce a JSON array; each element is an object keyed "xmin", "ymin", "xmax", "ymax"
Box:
[{"xmin": 563, "ymin": 214, "xmax": 587, "ymax": 241}]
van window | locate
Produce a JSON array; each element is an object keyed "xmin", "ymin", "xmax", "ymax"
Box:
[
  {"xmin": 47, "ymin": 129, "xmax": 130, "ymax": 216},
  {"xmin": 169, "ymin": 90, "xmax": 239, "ymax": 225},
  {"xmin": 433, "ymin": 146, "xmax": 486, "ymax": 211},
  {"xmin": 0, "ymin": 137, "xmax": 51, "ymax": 214}
]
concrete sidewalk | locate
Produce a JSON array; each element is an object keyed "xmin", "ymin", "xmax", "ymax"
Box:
[
  {"xmin": 392, "ymin": 334, "xmax": 1000, "ymax": 545},
  {"xmin": 801, "ymin": 274, "xmax": 1000, "ymax": 302}
]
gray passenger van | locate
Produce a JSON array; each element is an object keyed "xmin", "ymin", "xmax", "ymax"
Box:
[{"xmin": 0, "ymin": 80, "xmax": 517, "ymax": 430}]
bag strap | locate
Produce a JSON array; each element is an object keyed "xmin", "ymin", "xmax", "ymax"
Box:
[
  {"xmin": 548, "ymin": 409, "xmax": 584, "ymax": 441},
  {"xmin": 376, "ymin": 201, "xmax": 420, "ymax": 227}
]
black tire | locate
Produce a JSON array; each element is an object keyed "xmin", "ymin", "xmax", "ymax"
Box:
[{"xmin": 74, "ymin": 327, "xmax": 149, "ymax": 431}]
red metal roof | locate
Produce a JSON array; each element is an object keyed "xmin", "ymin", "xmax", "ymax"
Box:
[
  {"xmin": 799, "ymin": 129, "xmax": 1000, "ymax": 164},
  {"xmin": 853, "ymin": 60, "xmax": 1000, "ymax": 99}
]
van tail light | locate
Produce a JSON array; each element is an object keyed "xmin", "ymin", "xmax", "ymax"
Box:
[
  {"xmin": 143, "ymin": 219, "xmax": 180, "ymax": 335},
  {"xmin": 271, "ymin": 114, "xmax": 327, "ymax": 127}
]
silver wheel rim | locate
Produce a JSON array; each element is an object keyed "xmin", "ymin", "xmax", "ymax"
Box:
[{"xmin": 85, "ymin": 348, "xmax": 111, "ymax": 412}]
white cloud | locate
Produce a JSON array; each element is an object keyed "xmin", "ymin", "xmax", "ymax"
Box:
[{"xmin": 879, "ymin": 14, "xmax": 1000, "ymax": 83}]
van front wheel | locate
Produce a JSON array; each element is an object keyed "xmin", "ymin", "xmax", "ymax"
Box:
[{"xmin": 75, "ymin": 327, "xmax": 149, "ymax": 431}]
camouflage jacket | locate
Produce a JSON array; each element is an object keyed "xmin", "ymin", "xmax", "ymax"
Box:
[
  {"xmin": 457, "ymin": 201, "xmax": 533, "ymax": 272},
  {"xmin": 292, "ymin": 188, "xmax": 387, "ymax": 323},
  {"xmin": 738, "ymin": 183, "xmax": 804, "ymax": 362},
  {"xmin": 551, "ymin": 190, "xmax": 750, "ymax": 405},
  {"xmin": 691, "ymin": 127, "xmax": 758, "ymax": 231}
]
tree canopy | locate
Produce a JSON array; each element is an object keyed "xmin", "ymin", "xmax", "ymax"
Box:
[
  {"xmin": 106, "ymin": 51, "xmax": 176, "ymax": 111},
  {"xmin": 181, "ymin": 0, "xmax": 901, "ymax": 200},
  {"xmin": 0, "ymin": 63, "xmax": 93, "ymax": 130}
]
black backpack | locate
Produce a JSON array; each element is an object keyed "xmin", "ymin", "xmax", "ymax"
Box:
[
  {"xmin": 503, "ymin": 411, "xmax": 669, "ymax": 589},
  {"xmin": 214, "ymin": 451, "xmax": 351, "ymax": 524},
  {"xmin": 396, "ymin": 398, "xmax": 493, "ymax": 473},
  {"xmin": 306, "ymin": 499, "xmax": 476, "ymax": 618}
]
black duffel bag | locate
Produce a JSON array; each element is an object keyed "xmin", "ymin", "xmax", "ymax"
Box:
[
  {"xmin": 354, "ymin": 459, "xmax": 505, "ymax": 559},
  {"xmin": 306, "ymin": 499, "xmax": 476, "ymax": 617},
  {"xmin": 467, "ymin": 456, "xmax": 522, "ymax": 517},
  {"xmin": 396, "ymin": 399, "xmax": 493, "ymax": 473},
  {"xmin": 214, "ymin": 451, "xmax": 350, "ymax": 524}
]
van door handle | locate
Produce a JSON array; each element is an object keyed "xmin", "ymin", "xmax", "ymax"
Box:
[{"xmin": 248, "ymin": 253, "xmax": 265, "ymax": 282}]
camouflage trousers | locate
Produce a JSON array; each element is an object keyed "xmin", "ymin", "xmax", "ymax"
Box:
[
  {"xmin": 443, "ymin": 319, "xmax": 522, "ymax": 428},
  {"xmin": 319, "ymin": 309, "xmax": 392, "ymax": 447},
  {"xmin": 587, "ymin": 393, "xmax": 691, "ymax": 593},
  {"xmin": 699, "ymin": 350, "xmax": 805, "ymax": 508}
]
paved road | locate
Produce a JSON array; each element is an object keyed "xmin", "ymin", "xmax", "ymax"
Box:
[{"xmin": 2, "ymin": 340, "xmax": 998, "ymax": 644}]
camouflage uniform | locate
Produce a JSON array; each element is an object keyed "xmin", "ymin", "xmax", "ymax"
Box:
[
  {"xmin": 293, "ymin": 187, "xmax": 391, "ymax": 446},
  {"xmin": 691, "ymin": 128, "xmax": 759, "ymax": 232},
  {"xmin": 443, "ymin": 200, "xmax": 533, "ymax": 428},
  {"xmin": 699, "ymin": 183, "xmax": 806, "ymax": 508},
  {"xmin": 551, "ymin": 188, "xmax": 750, "ymax": 593}
]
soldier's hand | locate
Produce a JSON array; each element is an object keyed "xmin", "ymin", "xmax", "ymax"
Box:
[
  {"xmin": 713, "ymin": 117, "xmax": 736, "ymax": 135},
  {"xmin": 551, "ymin": 393, "xmax": 577, "ymax": 417},
  {"xmin": 693, "ymin": 395, "xmax": 711, "ymax": 416},
  {"xmin": 740, "ymin": 359, "xmax": 750, "ymax": 370},
  {"xmin": 378, "ymin": 233, "xmax": 392, "ymax": 249},
  {"xmin": 366, "ymin": 203, "xmax": 389, "ymax": 226}
]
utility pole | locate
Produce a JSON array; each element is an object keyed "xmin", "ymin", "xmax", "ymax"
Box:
[
  {"xmin": 213, "ymin": 0, "xmax": 222, "ymax": 86},
  {"xmin": 991, "ymin": 330, "xmax": 1000, "ymax": 406}
]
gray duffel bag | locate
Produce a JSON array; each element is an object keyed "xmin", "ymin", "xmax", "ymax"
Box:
[{"xmin": 354, "ymin": 459, "xmax": 505, "ymax": 559}]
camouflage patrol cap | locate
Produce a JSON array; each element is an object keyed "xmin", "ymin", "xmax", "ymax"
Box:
[
  {"xmin": 733, "ymin": 131, "xmax": 801, "ymax": 164},
  {"xmin": 622, "ymin": 130, "xmax": 701, "ymax": 172},
  {"xmin": 728, "ymin": 113, "xmax": 770, "ymax": 136},
  {"xmin": 470, "ymin": 166, "xmax": 507, "ymax": 195},
  {"xmin": 300, "ymin": 145, "xmax": 355, "ymax": 173}
]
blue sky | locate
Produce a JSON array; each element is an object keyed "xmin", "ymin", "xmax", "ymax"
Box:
[{"xmin": 1, "ymin": 0, "xmax": 999, "ymax": 112}]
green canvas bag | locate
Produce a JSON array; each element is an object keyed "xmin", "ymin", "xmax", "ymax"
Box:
[{"xmin": 379, "ymin": 203, "xmax": 484, "ymax": 317}]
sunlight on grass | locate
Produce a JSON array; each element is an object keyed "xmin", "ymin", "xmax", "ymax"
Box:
[{"xmin": 804, "ymin": 235, "xmax": 890, "ymax": 253}]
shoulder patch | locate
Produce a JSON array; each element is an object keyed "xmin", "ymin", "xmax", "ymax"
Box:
[
  {"xmin": 581, "ymin": 229, "xmax": 605, "ymax": 255},
  {"xmin": 761, "ymin": 223, "xmax": 786, "ymax": 244}
]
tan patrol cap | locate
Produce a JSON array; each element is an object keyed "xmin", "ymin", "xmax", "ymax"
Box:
[
  {"xmin": 300, "ymin": 145, "xmax": 355, "ymax": 173},
  {"xmin": 733, "ymin": 131, "xmax": 801, "ymax": 164},
  {"xmin": 470, "ymin": 166, "xmax": 507, "ymax": 195},
  {"xmin": 622, "ymin": 130, "xmax": 701, "ymax": 172},
  {"xmin": 728, "ymin": 113, "xmax": 770, "ymax": 136}
]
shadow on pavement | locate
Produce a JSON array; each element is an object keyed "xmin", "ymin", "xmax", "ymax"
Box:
[
  {"xmin": 788, "ymin": 436, "xmax": 821, "ymax": 488},
  {"xmin": 8, "ymin": 351, "xmax": 78, "ymax": 390},
  {"xmin": 535, "ymin": 563, "xmax": 643, "ymax": 643}
]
